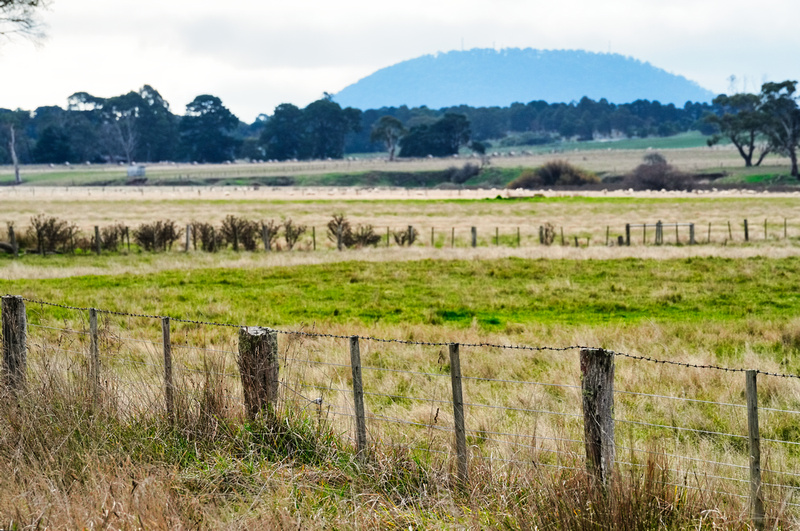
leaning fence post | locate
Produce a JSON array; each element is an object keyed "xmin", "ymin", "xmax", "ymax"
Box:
[
  {"xmin": 746, "ymin": 370, "xmax": 765, "ymax": 530},
  {"xmin": 350, "ymin": 336, "xmax": 368, "ymax": 460},
  {"xmin": 1, "ymin": 295, "xmax": 26, "ymax": 392},
  {"xmin": 449, "ymin": 343, "xmax": 469, "ymax": 486},
  {"xmin": 471, "ymin": 227, "xmax": 477, "ymax": 248},
  {"xmin": 237, "ymin": 327, "xmax": 279, "ymax": 420},
  {"xmin": 89, "ymin": 308, "xmax": 100, "ymax": 401},
  {"xmin": 9, "ymin": 225, "xmax": 17, "ymax": 258},
  {"xmin": 162, "ymin": 317, "xmax": 174, "ymax": 422},
  {"xmin": 580, "ymin": 348, "xmax": 615, "ymax": 486}
]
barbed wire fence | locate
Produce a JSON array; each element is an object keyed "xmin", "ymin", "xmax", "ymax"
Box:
[{"xmin": 3, "ymin": 294, "xmax": 800, "ymax": 527}]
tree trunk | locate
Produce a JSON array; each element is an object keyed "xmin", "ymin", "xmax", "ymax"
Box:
[
  {"xmin": 9, "ymin": 125, "xmax": 20, "ymax": 185},
  {"xmin": 791, "ymin": 149, "xmax": 799, "ymax": 178}
]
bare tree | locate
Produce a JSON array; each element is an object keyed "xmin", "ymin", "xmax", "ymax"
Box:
[{"xmin": 0, "ymin": 0, "xmax": 50, "ymax": 40}]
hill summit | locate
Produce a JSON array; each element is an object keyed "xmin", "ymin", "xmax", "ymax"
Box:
[{"xmin": 334, "ymin": 48, "xmax": 715, "ymax": 110}]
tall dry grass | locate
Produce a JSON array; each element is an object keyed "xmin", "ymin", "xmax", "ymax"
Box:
[{"xmin": 4, "ymin": 311, "xmax": 800, "ymax": 527}]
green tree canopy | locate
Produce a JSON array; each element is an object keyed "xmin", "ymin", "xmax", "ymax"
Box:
[
  {"xmin": 705, "ymin": 93, "xmax": 771, "ymax": 167},
  {"xmin": 759, "ymin": 81, "xmax": 800, "ymax": 178},
  {"xmin": 370, "ymin": 115, "xmax": 405, "ymax": 161},
  {"xmin": 179, "ymin": 94, "xmax": 240, "ymax": 163}
]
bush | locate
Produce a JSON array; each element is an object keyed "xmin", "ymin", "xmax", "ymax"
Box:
[
  {"xmin": 283, "ymin": 219, "xmax": 307, "ymax": 251},
  {"xmin": 262, "ymin": 220, "xmax": 281, "ymax": 250},
  {"xmin": 191, "ymin": 221, "xmax": 221, "ymax": 252},
  {"xmin": 446, "ymin": 163, "xmax": 481, "ymax": 184},
  {"xmin": 351, "ymin": 225, "xmax": 382, "ymax": 248},
  {"xmin": 99, "ymin": 223, "xmax": 127, "ymax": 251},
  {"xmin": 27, "ymin": 214, "xmax": 79, "ymax": 254},
  {"xmin": 326, "ymin": 215, "xmax": 382, "ymax": 249},
  {"xmin": 393, "ymin": 226, "xmax": 417, "ymax": 246},
  {"xmin": 625, "ymin": 153, "xmax": 693, "ymax": 191},
  {"xmin": 220, "ymin": 215, "xmax": 259, "ymax": 251},
  {"xmin": 134, "ymin": 220, "xmax": 182, "ymax": 252},
  {"xmin": 506, "ymin": 161, "xmax": 599, "ymax": 189}
]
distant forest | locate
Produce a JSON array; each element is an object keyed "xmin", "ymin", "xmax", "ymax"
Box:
[{"xmin": 0, "ymin": 84, "xmax": 737, "ymax": 167}]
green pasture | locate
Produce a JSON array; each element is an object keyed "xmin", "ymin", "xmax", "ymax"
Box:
[{"xmin": 4, "ymin": 255, "xmax": 800, "ymax": 339}]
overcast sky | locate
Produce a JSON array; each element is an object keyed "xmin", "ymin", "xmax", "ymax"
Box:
[{"xmin": 1, "ymin": 0, "xmax": 798, "ymax": 122}]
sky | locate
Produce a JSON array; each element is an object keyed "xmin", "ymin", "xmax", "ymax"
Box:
[{"xmin": 1, "ymin": 0, "xmax": 799, "ymax": 123}]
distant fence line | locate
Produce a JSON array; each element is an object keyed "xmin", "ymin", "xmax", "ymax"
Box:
[
  {"xmin": 4, "ymin": 295, "xmax": 800, "ymax": 527},
  {"xmin": 0, "ymin": 216, "xmax": 794, "ymax": 257}
]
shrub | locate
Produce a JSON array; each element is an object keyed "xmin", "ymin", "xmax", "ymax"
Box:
[
  {"xmin": 99, "ymin": 223, "xmax": 127, "ymax": 251},
  {"xmin": 326, "ymin": 215, "xmax": 382, "ymax": 249},
  {"xmin": 540, "ymin": 223, "xmax": 556, "ymax": 246},
  {"xmin": 351, "ymin": 224, "xmax": 382, "ymax": 248},
  {"xmin": 447, "ymin": 163, "xmax": 481, "ymax": 184},
  {"xmin": 625, "ymin": 153, "xmax": 693, "ymax": 191},
  {"xmin": 283, "ymin": 219, "xmax": 307, "ymax": 251},
  {"xmin": 27, "ymin": 214, "xmax": 79, "ymax": 254},
  {"xmin": 262, "ymin": 220, "xmax": 281, "ymax": 250},
  {"xmin": 133, "ymin": 220, "xmax": 182, "ymax": 252},
  {"xmin": 220, "ymin": 215, "xmax": 259, "ymax": 251},
  {"xmin": 393, "ymin": 226, "xmax": 417, "ymax": 246},
  {"xmin": 191, "ymin": 221, "xmax": 221, "ymax": 252},
  {"xmin": 506, "ymin": 161, "xmax": 599, "ymax": 188},
  {"xmin": 327, "ymin": 214, "xmax": 351, "ymax": 249}
]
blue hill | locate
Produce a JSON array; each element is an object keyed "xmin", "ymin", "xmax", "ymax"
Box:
[{"xmin": 334, "ymin": 48, "xmax": 715, "ymax": 110}]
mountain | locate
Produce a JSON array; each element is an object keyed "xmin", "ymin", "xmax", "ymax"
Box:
[{"xmin": 334, "ymin": 48, "xmax": 715, "ymax": 110}]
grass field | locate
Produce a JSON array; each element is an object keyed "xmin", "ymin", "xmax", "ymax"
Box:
[
  {"xmin": 1, "ymin": 141, "xmax": 796, "ymax": 187},
  {"xmin": 3, "ymin": 188, "xmax": 800, "ymax": 528}
]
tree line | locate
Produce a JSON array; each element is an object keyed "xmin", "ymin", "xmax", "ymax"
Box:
[{"xmin": 1, "ymin": 82, "xmax": 797, "ymax": 172}]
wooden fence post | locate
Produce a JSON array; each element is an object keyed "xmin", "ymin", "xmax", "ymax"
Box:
[
  {"xmin": 728, "ymin": 220, "xmax": 733, "ymax": 241},
  {"xmin": 495, "ymin": 227, "xmax": 499, "ymax": 245},
  {"xmin": 94, "ymin": 226, "xmax": 101, "ymax": 255},
  {"xmin": 689, "ymin": 223, "xmax": 695, "ymax": 245},
  {"xmin": 89, "ymin": 308, "xmax": 100, "ymax": 401},
  {"xmin": 471, "ymin": 227, "xmax": 477, "ymax": 248},
  {"xmin": 517, "ymin": 227, "xmax": 520, "ymax": 247},
  {"xmin": 185, "ymin": 224, "xmax": 191, "ymax": 252},
  {"xmin": 232, "ymin": 224, "xmax": 239, "ymax": 251},
  {"xmin": 580, "ymin": 348, "xmax": 615, "ymax": 486},
  {"xmin": 237, "ymin": 327, "xmax": 279, "ymax": 420},
  {"xmin": 656, "ymin": 221, "xmax": 663, "ymax": 245},
  {"xmin": 431, "ymin": 227, "xmax": 435, "ymax": 247},
  {"xmin": 746, "ymin": 370, "xmax": 765, "ymax": 530},
  {"xmin": 1, "ymin": 295, "xmax": 26, "ymax": 393},
  {"xmin": 350, "ymin": 336, "xmax": 368, "ymax": 460},
  {"xmin": 337, "ymin": 225, "xmax": 343, "ymax": 251},
  {"xmin": 560, "ymin": 227, "xmax": 565, "ymax": 246},
  {"xmin": 744, "ymin": 219, "xmax": 749, "ymax": 242},
  {"xmin": 605, "ymin": 226, "xmax": 609, "ymax": 246},
  {"xmin": 9, "ymin": 225, "xmax": 17, "ymax": 258},
  {"xmin": 386, "ymin": 227, "xmax": 390, "ymax": 247},
  {"xmin": 408, "ymin": 225, "xmax": 414, "ymax": 245},
  {"xmin": 162, "ymin": 317, "xmax": 174, "ymax": 422},
  {"xmin": 764, "ymin": 219, "xmax": 767, "ymax": 240},
  {"xmin": 785, "ymin": 218, "xmax": 788, "ymax": 239},
  {"xmin": 625, "ymin": 224, "xmax": 631, "ymax": 246},
  {"xmin": 539, "ymin": 225, "xmax": 544, "ymax": 245},
  {"xmin": 451, "ymin": 227, "xmax": 455, "ymax": 248},
  {"xmin": 312, "ymin": 226, "xmax": 316, "ymax": 251},
  {"xmin": 449, "ymin": 343, "xmax": 469, "ymax": 486}
]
